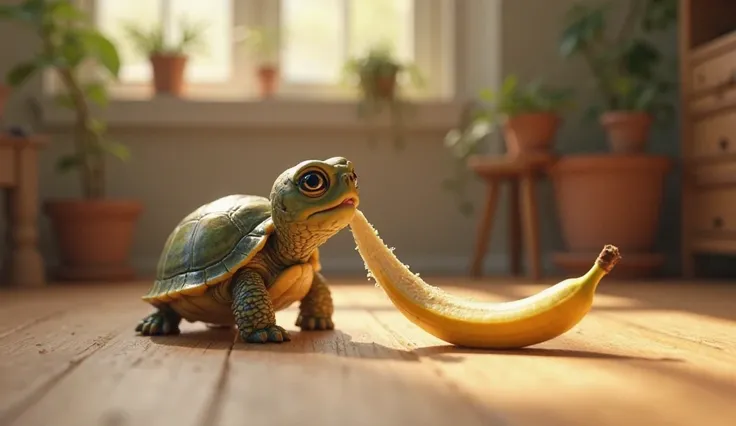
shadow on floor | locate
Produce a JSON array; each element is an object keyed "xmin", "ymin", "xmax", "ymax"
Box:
[{"xmin": 146, "ymin": 326, "xmax": 672, "ymax": 363}]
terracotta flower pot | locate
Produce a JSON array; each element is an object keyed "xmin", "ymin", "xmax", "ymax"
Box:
[
  {"xmin": 600, "ymin": 111, "xmax": 654, "ymax": 153},
  {"xmin": 257, "ymin": 65, "xmax": 279, "ymax": 98},
  {"xmin": 549, "ymin": 155, "xmax": 672, "ymax": 278},
  {"xmin": 45, "ymin": 199, "xmax": 144, "ymax": 282},
  {"xmin": 150, "ymin": 54, "xmax": 187, "ymax": 96},
  {"xmin": 360, "ymin": 71, "xmax": 397, "ymax": 100},
  {"xmin": 503, "ymin": 112, "xmax": 561, "ymax": 157}
]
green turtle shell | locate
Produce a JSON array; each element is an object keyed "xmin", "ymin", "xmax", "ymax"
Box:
[{"xmin": 142, "ymin": 194, "xmax": 275, "ymax": 303}]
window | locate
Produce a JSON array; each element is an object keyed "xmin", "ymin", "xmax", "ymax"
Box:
[{"xmin": 81, "ymin": 0, "xmax": 453, "ymax": 100}]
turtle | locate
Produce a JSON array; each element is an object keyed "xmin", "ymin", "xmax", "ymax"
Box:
[{"xmin": 135, "ymin": 156, "xmax": 360, "ymax": 343}]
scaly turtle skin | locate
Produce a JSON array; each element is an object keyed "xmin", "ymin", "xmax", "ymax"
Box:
[{"xmin": 135, "ymin": 157, "xmax": 360, "ymax": 343}]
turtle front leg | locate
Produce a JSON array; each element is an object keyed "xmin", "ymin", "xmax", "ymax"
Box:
[
  {"xmin": 296, "ymin": 271, "xmax": 335, "ymax": 331},
  {"xmin": 231, "ymin": 269, "xmax": 291, "ymax": 343}
]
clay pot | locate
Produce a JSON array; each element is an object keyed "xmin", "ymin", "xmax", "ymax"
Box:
[
  {"xmin": 549, "ymin": 155, "xmax": 672, "ymax": 278},
  {"xmin": 257, "ymin": 65, "xmax": 279, "ymax": 98},
  {"xmin": 600, "ymin": 111, "xmax": 653, "ymax": 153},
  {"xmin": 503, "ymin": 112, "xmax": 561, "ymax": 157},
  {"xmin": 150, "ymin": 54, "xmax": 187, "ymax": 96},
  {"xmin": 45, "ymin": 199, "xmax": 143, "ymax": 282},
  {"xmin": 360, "ymin": 71, "xmax": 397, "ymax": 100}
]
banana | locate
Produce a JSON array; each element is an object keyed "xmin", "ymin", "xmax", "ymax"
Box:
[{"xmin": 348, "ymin": 209, "xmax": 621, "ymax": 349}]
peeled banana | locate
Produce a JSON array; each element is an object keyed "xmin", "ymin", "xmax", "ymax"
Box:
[{"xmin": 349, "ymin": 210, "xmax": 621, "ymax": 349}]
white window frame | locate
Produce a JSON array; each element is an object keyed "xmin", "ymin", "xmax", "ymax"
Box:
[{"xmin": 51, "ymin": 0, "xmax": 455, "ymax": 102}]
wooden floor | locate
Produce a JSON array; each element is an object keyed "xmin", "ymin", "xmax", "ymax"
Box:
[{"xmin": 0, "ymin": 276, "xmax": 735, "ymax": 426}]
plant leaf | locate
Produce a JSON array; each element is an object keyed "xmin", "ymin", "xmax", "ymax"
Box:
[
  {"xmin": 6, "ymin": 62, "xmax": 38, "ymax": 87},
  {"xmin": 101, "ymin": 139, "xmax": 131, "ymax": 161},
  {"xmin": 80, "ymin": 31, "xmax": 121, "ymax": 78},
  {"xmin": 56, "ymin": 155, "xmax": 82, "ymax": 173},
  {"xmin": 84, "ymin": 82, "xmax": 108, "ymax": 106}
]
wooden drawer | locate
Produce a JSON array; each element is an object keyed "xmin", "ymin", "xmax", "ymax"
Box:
[
  {"xmin": 693, "ymin": 186, "xmax": 736, "ymax": 234},
  {"xmin": 692, "ymin": 162, "xmax": 736, "ymax": 186},
  {"xmin": 0, "ymin": 145, "xmax": 16, "ymax": 186},
  {"xmin": 692, "ymin": 48, "xmax": 736, "ymax": 94},
  {"xmin": 693, "ymin": 109, "xmax": 736, "ymax": 159}
]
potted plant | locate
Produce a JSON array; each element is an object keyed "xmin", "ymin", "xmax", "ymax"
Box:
[
  {"xmin": 549, "ymin": 0, "xmax": 678, "ymax": 278},
  {"xmin": 238, "ymin": 26, "xmax": 280, "ymax": 98},
  {"xmin": 559, "ymin": 0, "xmax": 676, "ymax": 153},
  {"xmin": 123, "ymin": 19, "xmax": 206, "ymax": 97},
  {"xmin": 342, "ymin": 43, "xmax": 424, "ymax": 149},
  {"xmin": 475, "ymin": 74, "xmax": 574, "ymax": 156},
  {"xmin": 0, "ymin": 0, "xmax": 142, "ymax": 282},
  {"xmin": 441, "ymin": 74, "xmax": 574, "ymax": 215}
]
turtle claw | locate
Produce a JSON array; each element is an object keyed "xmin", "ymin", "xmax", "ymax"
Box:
[
  {"xmin": 296, "ymin": 315, "xmax": 334, "ymax": 331},
  {"xmin": 242, "ymin": 325, "xmax": 291, "ymax": 343},
  {"xmin": 135, "ymin": 311, "xmax": 181, "ymax": 336}
]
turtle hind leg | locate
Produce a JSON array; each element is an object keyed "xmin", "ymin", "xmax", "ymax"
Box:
[
  {"xmin": 135, "ymin": 304, "xmax": 182, "ymax": 336},
  {"xmin": 231, "ymin": 269, "xmax": 291, "ymax": 344}
]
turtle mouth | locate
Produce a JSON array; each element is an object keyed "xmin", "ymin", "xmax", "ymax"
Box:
[{"xmin": 309, "ymin": 196, "xmax": 359, "ymax": 218}]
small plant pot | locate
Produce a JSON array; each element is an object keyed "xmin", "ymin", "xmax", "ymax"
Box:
[
  {"xmin": 503, "ymin": 112, "xmax": 561, "ymax": 157},
  {"xmin": 360, "ymin": 71, "xmax": 398, "ymax": 100},
  {"xmin": 599, "ymin": 111, "xmax": 653, "ymax": 153},
  {"xmin": 257, "ymin": 65, "xmax": 279, "ymax": 98},
  {"xmin": 150, "ymin": 54, "xmax": 187, "ymax": 96},
  {"xmin": 45, "ymin": 199, "xmax": 144, "ymax": 282}
]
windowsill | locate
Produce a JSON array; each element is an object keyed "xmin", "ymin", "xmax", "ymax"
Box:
[{"xmin": 38, "ymin": 95, "xmax": 465, "ymax": 133}]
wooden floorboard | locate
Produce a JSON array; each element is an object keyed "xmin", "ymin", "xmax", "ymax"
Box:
[{"xmin": 0, "ymin": 277, "xmax": 734, "ymax": 426}]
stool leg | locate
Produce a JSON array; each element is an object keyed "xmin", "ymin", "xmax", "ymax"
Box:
[
  {"xmin": 470, "ymin": 181, "xmax": 500, "ymax": 278},
  {"xmin": 508, "ymin": 180, "xmax": 522, "ymax": 276},
  {"xmin": 520, "ymin": 174, "xmax": 541, "ymax": 280}
]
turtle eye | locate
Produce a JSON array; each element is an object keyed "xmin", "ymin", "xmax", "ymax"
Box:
[{"xmin": 298, "ymin": 170, "xmax": 329, "ymax": 196}]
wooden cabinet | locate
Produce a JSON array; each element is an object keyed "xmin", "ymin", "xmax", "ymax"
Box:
[{"xmin": 680, "ymin": 0, "xmax": 736, "ymax": 276}]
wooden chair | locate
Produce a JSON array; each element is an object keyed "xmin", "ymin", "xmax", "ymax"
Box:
[{"xmin": 467, "ymin": 153, "xmax": 556, "ymax": 280}]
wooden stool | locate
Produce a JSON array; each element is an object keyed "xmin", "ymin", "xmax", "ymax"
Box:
[
  {"xmin": 468, "ymin": 153, "xmax": 556, "ymax": 280},
  {"xmin": 0, "ymin": 134, "xmax": 48, "ymax": 287}
]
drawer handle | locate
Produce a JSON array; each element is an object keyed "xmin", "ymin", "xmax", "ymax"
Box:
[
  {"xmin": 713, "ymin": 217, "xmax": 724, "ymax": 229},
  {"xmin": 719, "ymin": 137, "xmax": 730, "ymax": 150}
]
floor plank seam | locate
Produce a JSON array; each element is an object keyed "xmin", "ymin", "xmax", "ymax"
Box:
[
  {"xmin": 198, "ymin": 334, "xmax": 235, "ymax": 426},
  {"xmin": 0, "ymin": 309, "xmax": 67, "ymax": 341},
  {"xmin": 0, "ymin": 330, "xmax": 120, "ymax": 426},
  {"xmin": 597, "ymin": 313, "xmax": 732, "ymax": 357}
]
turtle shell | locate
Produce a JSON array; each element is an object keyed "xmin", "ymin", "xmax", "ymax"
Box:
[{"xmin": 142, "ymin": 194, "xmax": 275, "ymax": 303}]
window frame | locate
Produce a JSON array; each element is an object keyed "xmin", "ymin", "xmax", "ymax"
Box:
[{"xmin": 62, "ymin": 0, "xmax": 455, "ymax": 102}]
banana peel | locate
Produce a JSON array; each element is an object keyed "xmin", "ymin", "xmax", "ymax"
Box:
[{"xmin": 349, "ymin": 209, "xmax": 621, "ymax": 349}]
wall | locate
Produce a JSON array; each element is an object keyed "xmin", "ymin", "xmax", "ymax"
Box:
[{"xmin": 0, "ymin": 0, "xmax": 686, "ymax": 280}]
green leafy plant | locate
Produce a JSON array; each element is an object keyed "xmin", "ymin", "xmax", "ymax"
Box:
[
  {"xmin": 0, "ymin": 0, "xmax": 125, "ymax": 199},
  {"xmin": 559, "ymin": 0, "xmax": 678, "ymax": 119},
  {"xmin": 122, "ymin": 18, "xmax": 207, "ymax": 57},
  {"xmin": 342, "ymin": 43, "xmax": 424, "ymax": 149},
  {"xmin": 237, "ymin": 26, "xmax": 279, "ymax": 65},
  {"xmin": 475, "ymin": 74, "xmax": 575, "ymax": 125},
  {"xmin": 442, "ymin": 75, "xmax": 574, "ymax": 215}
]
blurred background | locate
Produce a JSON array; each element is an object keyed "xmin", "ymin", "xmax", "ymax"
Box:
[{"xmin": 1, "ymin": 0, "xmax": 730, "ymax": 284}]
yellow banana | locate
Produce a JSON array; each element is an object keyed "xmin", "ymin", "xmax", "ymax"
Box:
[{"xmin": 349, "ymin": 210, "xmax": 621, "ymax": 349}]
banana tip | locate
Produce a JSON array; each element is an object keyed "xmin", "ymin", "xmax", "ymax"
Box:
[{"xmin": 597, "ymin": 245, "xmax": 621, "ymax": 273}]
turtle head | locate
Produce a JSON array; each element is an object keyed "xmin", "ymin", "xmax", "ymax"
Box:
[{"xmin": 269, "ymin": 157, "xmax": 360, "ymax": 254}]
